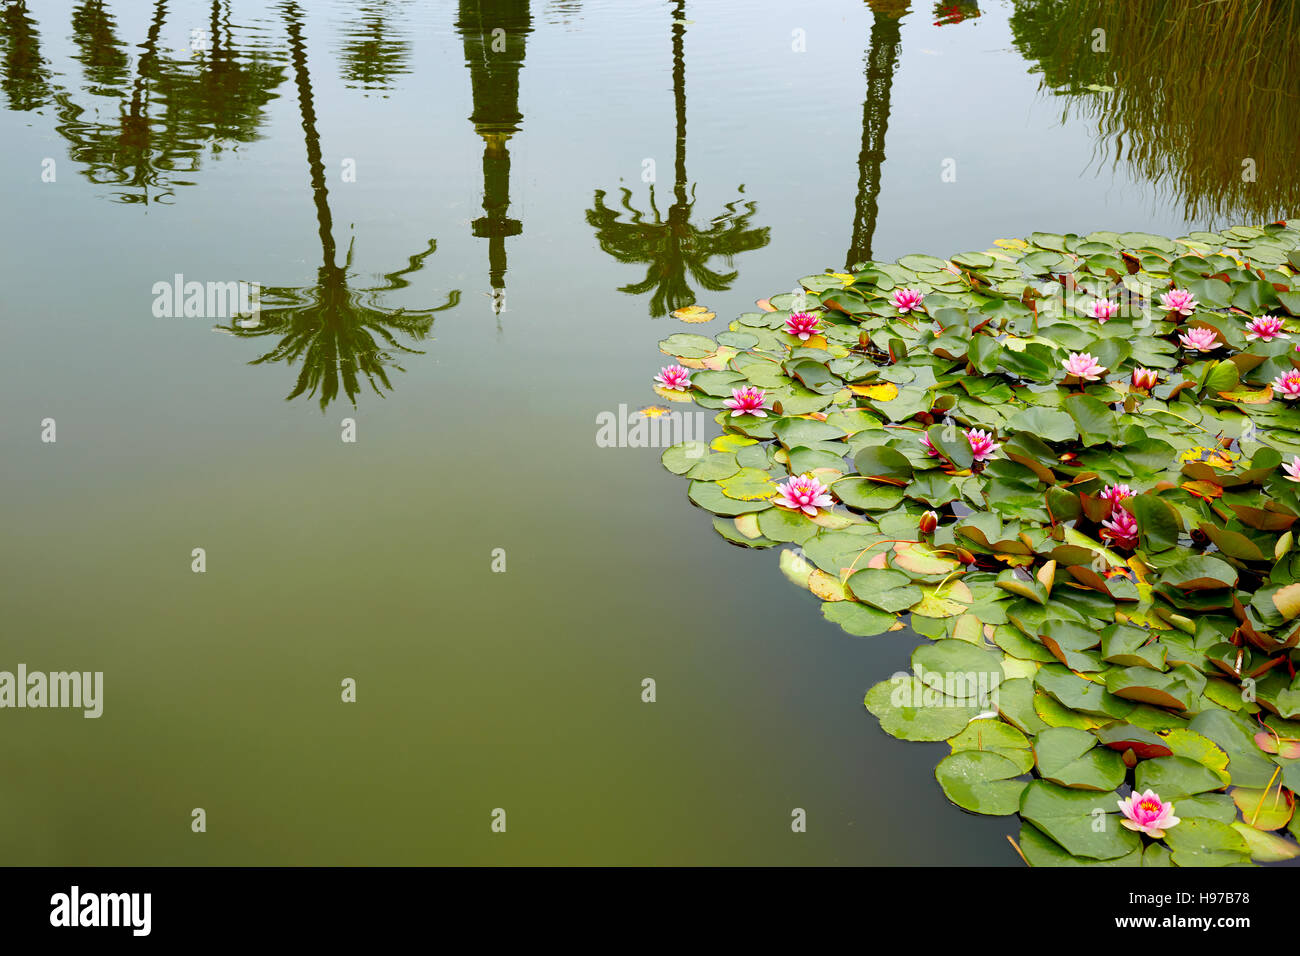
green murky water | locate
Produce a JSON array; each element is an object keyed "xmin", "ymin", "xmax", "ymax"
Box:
[{"xmin": 1, "ymin": 0, "xmax": 1294, "ymax": 863}]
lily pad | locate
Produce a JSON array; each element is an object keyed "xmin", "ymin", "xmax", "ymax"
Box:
[
  {"xmin": 1019, "ymin": 781, "xmax": 1142, "ymax": 860},
  {"xmin": 864, "ymin": 676, "xmax": 982, "ymax": 742},
  {"xmin": 935, "ymin": 751, "xmax": 1028, "ymax": 816}
]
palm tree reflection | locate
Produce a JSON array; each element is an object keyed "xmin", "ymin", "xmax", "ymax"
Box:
[
  {"xmin": 585, "ymin": 0, "xmax": 768, "ymax": 317},
  {"xmin": 51, "ymin": 0, "xmax": 285, "ymax": 203},
  {"xmin": 338, "ymin": 0, "xmax": 412, "ymax": 95},
  {"xmin": 70, "ymin": 1, "xmax": 129, "ymax": 97},
  {"xmin": 0, "ymin": 1, "xmax": 53, "ymax": 111},
  {"xmin": 847, "ymin": 1, "xmax": 909, "ymax": 269},
  {"xmin": 219, "ymin": 3, "xmax": 458, "ymax": 410}
]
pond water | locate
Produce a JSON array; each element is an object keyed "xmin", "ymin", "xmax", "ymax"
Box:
[{"xmin": 1, "ymin": 0, "xmax": 1295, "ymax": 864}]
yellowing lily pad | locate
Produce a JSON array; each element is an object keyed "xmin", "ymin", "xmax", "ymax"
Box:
[
  {"xmin": 893, "ymin": 542, "xmax": 963, "ymax": 576},
  {"xmin": 716, "ymin": 467, "xmax": 778, "ymax": 501},
  {"xmin": 850, "ymin": 382, "xmax": 899, "ymax": 401},
  {"xmin": 1231, "ymin": 786, "xmax": 1294, "ymax": 831},
  {"xmin": 671, "ymin": 304, "xmax": 716, "ymax": 323},
  {"xmin": 912, "ymin": 579, "xmax": 974, "ymax": 618}
]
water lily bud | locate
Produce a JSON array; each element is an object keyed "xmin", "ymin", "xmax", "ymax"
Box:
[
  {"xmin": 1277, "ymin": 530, "xmax": 1294, "ymax": 561},
  {"xmin": 955, "ymin": 548, "xmax": 976, "ymax": 565},
  {"xmin": 1131, "ymin": 367, "xmax": 1158, "ymax": 391},
  {"xmin": 918, "ymin": 510, "xmax": 939, "ymax": 534},
  {"xmin": 858, "ymin": 331, "xmax": 871, "ymax": 350}
]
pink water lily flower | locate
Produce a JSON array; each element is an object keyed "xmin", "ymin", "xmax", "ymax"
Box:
[
  {"xmin": 1118, "ymin": 789, "xmax": 1181, "ymax": 839},
  {"xmin": 919, "ymin": 432, "xmax": 941, "ymax": 457},
  {"xmin": 964, "ymin": 428, "xmax": 1001, "ymax": 462},
  {"xmin": 1160, "ymin": 288, "xmax": 1198, "ymax": 315},
  {"xmin": 1100, "ymin": 484, "xmax": 1134, "ymax": 503},
  {"xmin": 1246, "ymin": 315, "xmax": 1289, "ymax": 342},
  {"xmin": 773, "ymin": 474, "xmax": 835, "ymax": 517},
  {"xmin": 1088, "ymin": 298, "xmax": 1120, "ymax": 323},
  {"xmin": 1131, "ymin": 367, "xmax": 1159, "ymax": 391},
  {"xmin": 1178, "ymin": 327, "xmax": 1221, "ymax": 352},
  {"xmin": 724, "ymin": 385, "xmax": 768, "ymax": 417},
  {"xmin": 1062, "ymin": 352, "xmax": 1107, "ymax": 381},
  {"xmin": 1285, "ymin": 457, "xmax": 1300, "ymax": 483},
  {"xmin": 784, "ymin": 311, "xmax": 822, "ymax": 341},
  {"xmin": 891, "ymin": 288, "xmax": 925, "ymax": 313},
  {"xmin": 654, "ymin": 365, "xmax": 692, "ymax": 391},
  {"xmin": 1273, "ymin": 371, "xmax": 1300, "ymax": 401},
  {"xmin": 1101, "ymin": 506, "xmax": 1139, "ymax": 550}
]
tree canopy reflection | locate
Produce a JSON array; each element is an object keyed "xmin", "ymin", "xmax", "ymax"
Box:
[
  {"xmin": 586, "ymin": 0, "xmax": 768, "ymax": 317},
  {"xmin": 1010, "ymin": 0, "xmax": 1300, "ymax": 224},
  {"xmin": 218, "ymin": 3, "xmax": 458, "ymax": 410}
]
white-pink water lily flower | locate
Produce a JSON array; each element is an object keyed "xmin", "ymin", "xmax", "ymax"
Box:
[
  {"xmin": 654, "ymin": 365, "xmax": 692, "ymax": 391},
  {"xmin": 1160, "ymin": 288, "xmax": 1198, "ymax": 315},
  {"xmin": 784, "ymin": 311, "xmax": 822, "ymax": 341},
  {"xmin": 1062, "ymin": 352, "xmax": 1107, "ymax": 381},
  {"xmin": 919, "ymin": 432, "xmax": 941, "ymax": 458},
  {"xmin": 1101, "ymin": 507, "xmax": 1139, "ymax": 550},
  {"xmin": 891, "ymin": 288, "xmax": 925, "ymax": 313},
  {"xmin": 1285, "ymin": 457, "xmax": 1300, "ymax": 483},
  {"xmin": 1118, "ymin": 789, "xmax": 1181, "ymax": 839},
  {"xmin": 1178, "ymin": 327, "xmax": 1221, "ymax": 352},
  {"xmin": 1100, "ymin": 484, "xmax": 1135, "ymax": 503},
  {"xmin": 773, "ymin": 474, "xmax": 835, "ymax": 517},
  {"xmin": 1274, "ymin": 371, "xmax": 1300, "ymax": 401},
  {"xmin": 1088, "ymin": 298, "xmax": 1120, "ymax": 323},
  {"xmin": 724, "ymin": 385, "xmax": 768, "ymax": 417},
  {"xmin": 964, "ymin": 428, "xmax": 1001, "ymax": 462},
  {"xmin": 1131, "ymin": 367, "xmax": 1159, "ymax": 391},
  {"xmin": 1246, "ymin": 315, "xmax": 1289, "ymax": 342}
]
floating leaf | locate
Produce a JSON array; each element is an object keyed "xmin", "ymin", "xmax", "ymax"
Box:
[
  {"xmin": 716, "ymin": 467, "xmax": 778, "ymax": 501},
  {"xmin": 1035, "ymin": 727, "xmax": 1127, "ymax": 791},
  {"xmin": 671, "ymin": 304, "xmax": 716, "ymax": 323},
  {"xmin": 848, "ymin": 569, "xmax": 921, "ymax": 613},
  {"xmin": 864, "ymin": 676, "xmax": 982, "ymax": 741},
  {"xmin": 821, "ymin": 601, "xmax": 896, "ymax": 637},
  {"xmin": 935, "ymin": 751, "xmax": 1028, "ymax": 815},
  {"xmin": 1230, "ymin": 786, "xmax": 1295, "ymax": 831},
  {"xmin": 1164, "ymin": 819, "xmax": 1250, "ymax": 866},
  {"xmin": 1019, "ymin": 781, "xmax": 1141, "ymax": 860}
]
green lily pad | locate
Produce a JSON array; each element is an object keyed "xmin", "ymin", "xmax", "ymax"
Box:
[
  {"xmin": 935, "ymin": 751, "xmax": 1028, "ymax": 815},
  {"xmin": 821, "ymin": 601, "xmax": 897, "ymax": 637},
  {"xmin": 1164, "ymin": 818, "xmax": 1251, "ymax": 867},
  {"xmin": 848, "ymin": 569, "xmax": 922, "ymax": 613},
  {"xmin": 1034, "ymin": 727, "xmax": 1127, "ymax": 791},
  {"xmin": 864, "ymin": 676, "xmax": 982, "ymax": 742},
  {"xmin": 1134, "ymin": 756, "xmax": 1225, "ymax": 798},
  {"xmin": 1019, "ymin": 781, "xmax": 1142, "ymax": 860},
  {"xmin": 1018, "ymin": 822, "xmax": 1143, "ymax": 867}
]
